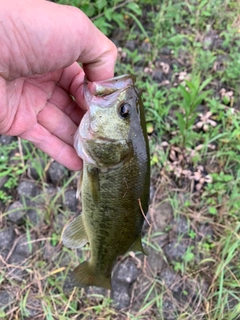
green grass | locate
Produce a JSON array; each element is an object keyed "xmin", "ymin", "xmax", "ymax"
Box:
[{"xmin": 0, "ymin": 0, "xmax": 240, "ymax": 319}]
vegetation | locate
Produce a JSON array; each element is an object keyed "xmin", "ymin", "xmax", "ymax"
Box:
[{"xmin": 0, "ymin": 0, "xmax": 239, "ymax": 319}]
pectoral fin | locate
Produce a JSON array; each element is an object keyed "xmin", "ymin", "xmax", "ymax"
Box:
[
  {"xmin": 62, "ymin": 214, "xmax": 88, "ymax": 249},
  {"xmin": 130, "ymin": 236, "xmax": 148, "ymax": 255}
]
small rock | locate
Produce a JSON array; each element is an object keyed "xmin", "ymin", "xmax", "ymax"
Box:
[
  {"xmin": 199, "ymin": 223, "xmax": 213, "ymax": 240},
  {"xmin": 8, "ymin": 252, "xmax": 28, "ymax": 279},
  {"xmin": 30, "ymin": 187, "xmax": 48, "ymax": 206},
  {"xmin": 153, "ymin": 201, "xmax": 173, "ymax": 231},
  {"xmin": 164, "ymin": 239, "xmax": 189, "ymax": 262},
  {"xmin": 46, "ymin": 185, "xmax": 58, "ymax": 197},
  {"xmin": 9, "ymin": 252, "xmax": 26, "ymax": 264},
  {"xmin": 140, "ymin": 41, "xmax": 151, "ymax": 53},
  {"xmin": 113, "ymin": 259, "xmax": 138, "ymax": 284},
  {"xmin": 0, "ymin": 228, "xmax": 16, "ymax": 254},
  {"xmin": 112, "ymin": 289, "xmax": 130, "ymax": 310},
  {"xmin": 85, "ymin": 286, "xmax": 109, "ymax": 296},
  {"xmin": 54, "ymin": 213, "xmax": 66, "ymax": 231},
  {"xmin": 43, "ymin": 241, "xmax": 57, "ymax": 261},
  {"xmin": 43, "ymin": 185, "xmax": 62, "ymax": 205},
  {"xmin": 48, "ymin": 161, "xmax": 68, "ymax": 186},
  {"xmin": 147, "ymin": 246, "xmax": 165, "ymax": 274},
  {"xmin": 162, "ymin": 296, "xmax": 178, "ymax": 320},
  {"xmin": 8, "ymin": 234, "xmax": 37, "ymax": 279},
  {"xmin": 125, "ymin": 40, "xmax": 136, "ymax": 52},
  {"xmin": 170, "ymin": 216, "xmax": 189, "ymax": 235},
  {"xmin": 27, "ymin": 158, "xmax": 46, "ymax": 180},
  {"xmin": 17, "ymin": 180, "xmax": 38, "ymax": 205},
  {"xmin": 160, "ymin": 268, "xmax": 182, "ymax": 292},
  {"xmin": 26, "ymin": 207, "xmax": 44, "ymax": 225},
  {"xmin": 203, "ymin": 30, "xmax": 218, "ymax": 50},
  {"xmin": 112, "ymin": 259, "xmax": 139, "ymax": 310},
  {"xmin": 0, "ymin": 135, "xmax": 16, "ymax": 145},
  {"xmin": 7, "ymin": 201, "xmax": 25, "ymax": 224},
  {"xmin": 159, "ymin": 47, "xmax": 172, "ymax": 55},
  {"xmin": 63, "ymin": 189, "xmax": 78, "ymax": 212},
  {"xmin": 25, "ymin": 296, "xmax": 42, "ymax": 318},
  {"xmin": 63, "ymin": 274, "xmax": 76, "ymax": 293},
  {"xmin": 152, "ymin": 69, "xmax": 165, "ymax": 83},
  {"xmin": 14, "ymin": 234, "xmax": 37, "ymax": 258},
  {"xmin": 0, "ymin": 290, "xmax": 14, "ymax": 308},
  {"xmin": 0, "ymin": 176, "xmax": 8, "ymax": 189}
]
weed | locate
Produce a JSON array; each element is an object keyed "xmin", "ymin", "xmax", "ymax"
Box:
[
  {"xmin": 170, "ymin": 74, "xmax": 212, "ymax": 148},
  {"xmin": 57, "ymin": 0, "xmax": 142, "ymax": 35}
]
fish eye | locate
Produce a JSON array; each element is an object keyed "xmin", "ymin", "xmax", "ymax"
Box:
[{"xmin": 118, "ymin": 102, "xmax": 131, "ymax": 118}]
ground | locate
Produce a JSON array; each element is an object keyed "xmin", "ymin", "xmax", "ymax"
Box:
[{"xmin": 0, "ymin": 1, "xmax": 239, "ymax": 319}]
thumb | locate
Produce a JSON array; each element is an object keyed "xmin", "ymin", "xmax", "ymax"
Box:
[{"xmin": 0, "ymin": 0, "xmax": 117, "ymax": 81}]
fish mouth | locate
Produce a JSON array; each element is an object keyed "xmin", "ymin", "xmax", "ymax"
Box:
[
  {"xmin": 83, "ymin": 74, "xmax": 134, "ymax": 108},
  {"xmin": 85, "ymin": 74, "xmax": 134, "ymax": 96}
]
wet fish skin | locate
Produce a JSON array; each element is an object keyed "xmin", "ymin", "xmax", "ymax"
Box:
[{"xmin": 62, "ymin": 74, "xmax": 150, "ymax": 290}]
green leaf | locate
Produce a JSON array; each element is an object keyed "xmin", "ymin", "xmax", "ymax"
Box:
[
  {"xmin": 199, "ymin": 77, "xmax": 212, "ymax": 91},
  {"xmin": 94, "ymin": 17, "xmax": 112, "ymax": 35},
  {"xmin": 188, "ymin": 114, "xmax": 198, "ymax": 126},
  {"xmin": 126, "ymin": 2, "xmax": 142, "ymax": 15},
  {"xmin": 112, "ymin": 13, "xmax": 125, "ymax": 29},
  {"xmin": 179, "ymin": 85, "xmax": 191, "ymax": 108},
  {"xmin": 185, "ymin": 79, "xmax": 198, "ymax": 93},
  {"xmin": 184, "ymin": 250, "xmax": 195, "ymax": 263},
  {"xmin": 209, "ymin": 207, "xmax": 217, "ymax": 215},
  {"xmin": 104, "ymin": 8, "xmax": 112, "ymax": 21},
  {"xmin": 192, "ymin": 90, "xmax": 211, "ymax": 108},
  {"xmin": 126, "ymin": 11, "xmax": 149, "ymax": 39},
  {"xmin": 96, "ymin": 0, "xmax": 107, "ymax": 12},
  {"xmin": 176, "ymin": 112, "xmax": 185, "ymax": 135},
  {"xmin": 81, "ymin": 4, "xmax": 96, "ymax": 17},
  {"xmin": 222, "ymin": 174, "xmax": 234, "ymax": 182}
]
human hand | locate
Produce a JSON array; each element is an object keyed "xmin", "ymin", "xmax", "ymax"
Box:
[{"xmin": 0, "ymin": 0, "xmax": 117, "ymax": 170}]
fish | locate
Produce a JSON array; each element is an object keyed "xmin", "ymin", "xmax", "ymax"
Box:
[{"xmin": 62, "ymin": 74, "xmax": 150, "ymax": 290}]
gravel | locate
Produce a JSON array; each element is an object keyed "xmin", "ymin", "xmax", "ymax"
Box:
[
  {"xmin": 112, "ymin": 258, "xmax": 139, "ymax": 310},
  {"xmin": 63, "ymin": 189, "xmax": 78, "ymax": 212},
  {"xmin": 48, "ymin": 161, "xmax": 68, "ymax": 185},
  {"xmin": 7, "ymin": 201, "xmax": 25, "ymax": 224},
  {"xmin": 0, "ymin": 227, "xmax": 16, "ymax": 262},
  {"xmin": 17, "ymin": 180, "xmax": 38, "ymax": 205}
]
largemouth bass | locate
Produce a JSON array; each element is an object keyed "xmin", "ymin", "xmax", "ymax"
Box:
[{"xmin": 62, "ymin": 74, "xmax": 150, "ymax": 290}]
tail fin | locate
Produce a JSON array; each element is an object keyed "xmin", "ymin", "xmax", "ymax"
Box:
[{"xmin": 71, "ymin": 261, "xmax": 111, "ymax": 290}]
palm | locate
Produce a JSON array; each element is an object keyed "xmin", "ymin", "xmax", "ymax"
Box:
[{"xmin": 1, "ymin": 66, "xmax": 85, "ymax": 170}]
